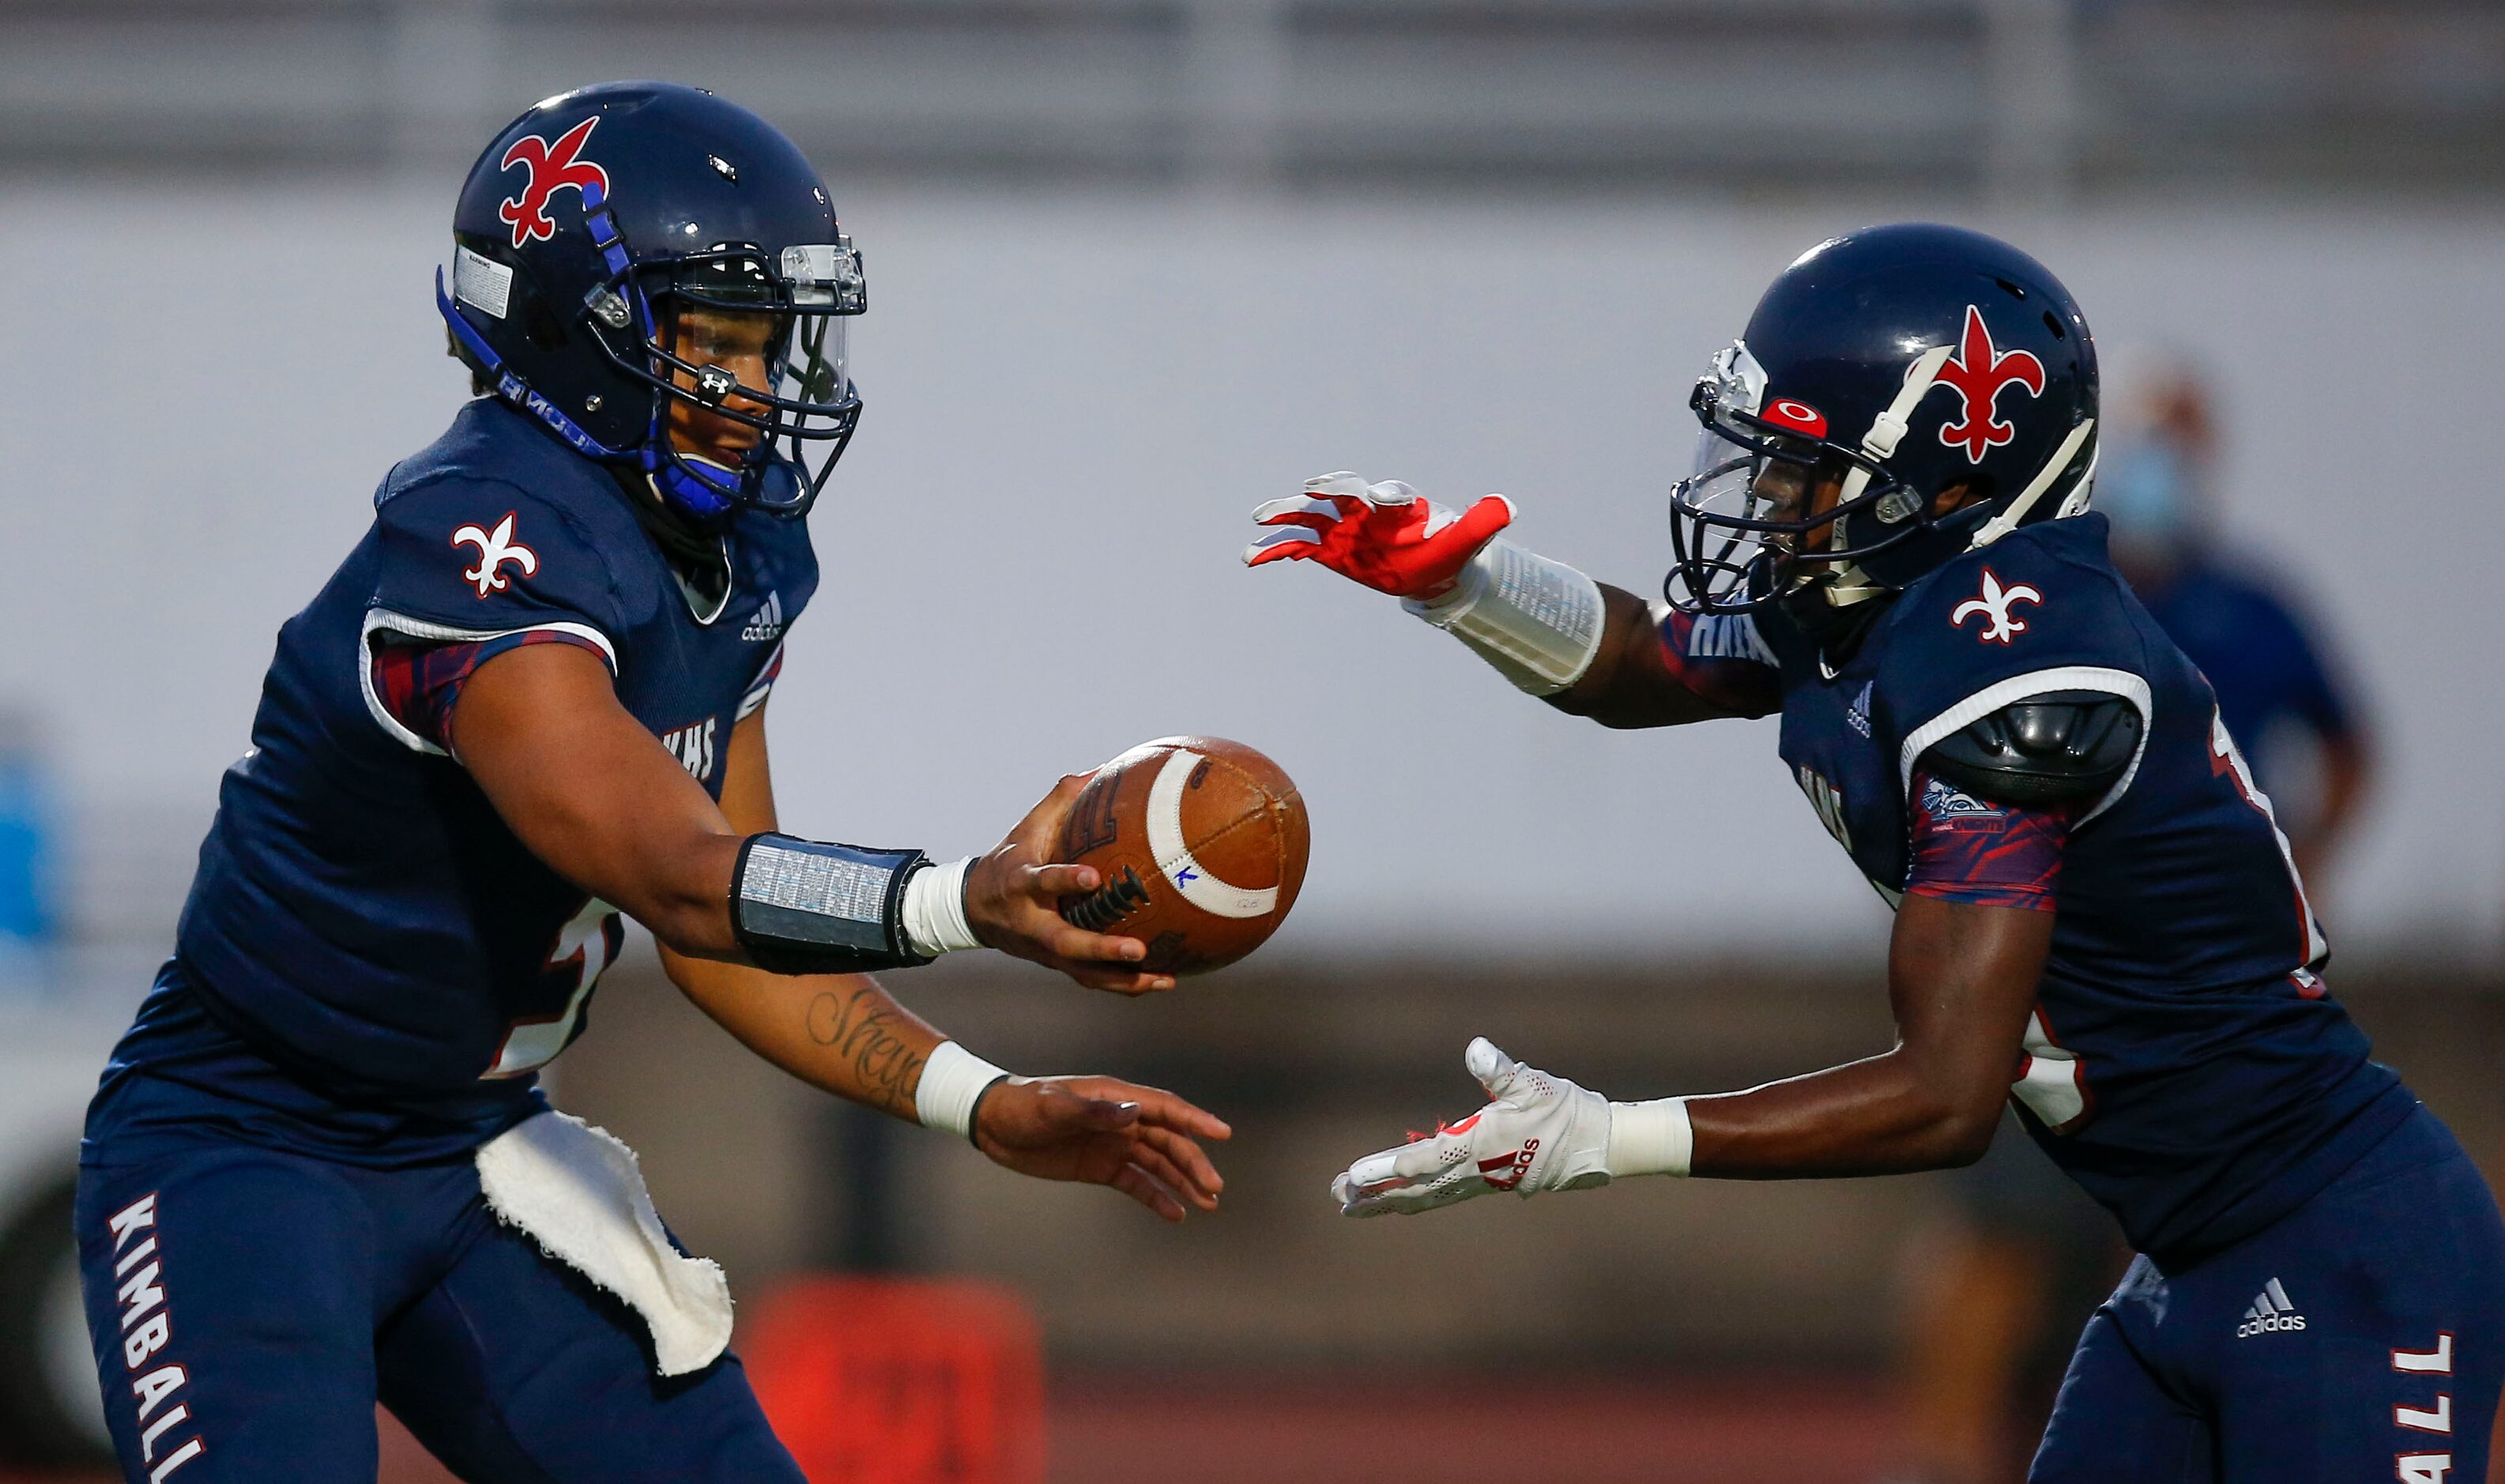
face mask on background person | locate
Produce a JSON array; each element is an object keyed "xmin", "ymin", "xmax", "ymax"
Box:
[{"xmin": 2097, "ymin": 438, "xmax": 2200, "ymax": 558}]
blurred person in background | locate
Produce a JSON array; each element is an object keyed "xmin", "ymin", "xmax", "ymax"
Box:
[
  {"xmin": 0, "ymin": 704, "xmax": 62, "ymax": 975},
  {"xmin": 1890, "ymin": 361, "xmax": 2383, "ymax": 1484},
  {"xmin": 2099, "ymin": 364, "xmax": 2373, "ymax": 884}
]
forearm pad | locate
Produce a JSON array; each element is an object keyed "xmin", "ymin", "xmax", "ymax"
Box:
[
  {"xmin": 731, "ymin": 834, "xmax": 936, "ymax": 975},
  {"xmin": 1404, "ymin": 538, "xmax": 1605, "ymax": 695}
]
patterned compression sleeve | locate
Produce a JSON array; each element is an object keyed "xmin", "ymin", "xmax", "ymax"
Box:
[
  {"xmin": 371, "ymin": 629, "xmax": 611, "ymax": 751},
  {"xmin": 1656, "ymin": 607, "xmax": 1783, "ymax": 718},
  {"xmin": 1904, "ymin": 770, "xmax": 2077, "ymax": 910}
]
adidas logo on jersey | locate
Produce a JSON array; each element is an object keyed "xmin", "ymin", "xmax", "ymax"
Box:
[
  {"xmin": 2236, "ymin": 1278, "xmax": 2305, "ymax": 1337},
  {"xmin": 740, "ymin": 590, "xmax": 785, "ymax": 643},
  {"xmin": 1844, "ymin": 680, "xmax": 1874, "ymax": 739}
]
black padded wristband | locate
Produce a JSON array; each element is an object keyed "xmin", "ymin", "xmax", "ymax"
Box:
[{"xmin": 730, "ymin": 833, "xmax": 936, "ymax": 975}]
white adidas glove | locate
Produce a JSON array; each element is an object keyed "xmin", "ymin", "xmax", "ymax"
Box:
[{"xmin": 1332, "ymin": 1038, "xmax": 1619, "ymax": 1218}]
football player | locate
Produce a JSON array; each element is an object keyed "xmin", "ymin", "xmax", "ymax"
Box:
[
  {"xmin": 76, "ymin": 83, "xmax": 1226, "ymax": 1483},
  {"xmin": 1249, "ymin": 223, "xmax": 2503, "ymax": 1481}
]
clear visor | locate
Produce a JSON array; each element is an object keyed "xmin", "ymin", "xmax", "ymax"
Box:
[
  {"xmin": 770, "ymin": 314, "xmax": 853, "ymax": 435},
  {"xmin": 656, "ymin": 305, "xmax": 857, "ymax": 431},
  {"xmin": 652, "ymin": 241, "xmax": 864, "ymax": 435},
  {"xmin": 656, "ymin": 307, "xmax": 858, "ymax": 513},
  {"xmin": 1678, "ymin": 423, "xmax": 1849, "ymax": 535},
  {"xmin": 1667, "ymin": 421, "xmax": 1860, "ymax": 610}
]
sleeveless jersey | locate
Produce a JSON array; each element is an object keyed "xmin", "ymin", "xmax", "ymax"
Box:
[
  {"xmin": 99, "ymin": 399, "xmax": 817, "ymax": 1151},
  {"xmin": 1680, "ymin": 514, "xmax": 2409, "ymax": 1260}
]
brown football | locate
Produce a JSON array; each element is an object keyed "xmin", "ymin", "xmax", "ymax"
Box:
[{"xmin": 1053, "ymin": 736, "xmax": 1309, "ymax": 976}]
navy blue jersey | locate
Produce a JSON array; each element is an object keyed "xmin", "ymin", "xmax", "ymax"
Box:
[
  {"xmin": 1674, "ymin": 514, "xmax": 2408, "ymax": 1260},
  {"xmin": 106, "ymin": 399, "xmax": 815, "ymax": 1147}
]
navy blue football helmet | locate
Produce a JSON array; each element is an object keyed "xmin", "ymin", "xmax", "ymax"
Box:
[
  {"xmin": 439, "ymin": 81, "xmax": 865, "ymax": 525},
  {"xmin": 1666, "ymin": 224, "xmax": 2099, "ymax": 616}
]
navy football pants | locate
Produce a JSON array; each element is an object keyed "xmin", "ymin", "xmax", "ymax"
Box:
[
  {"xmin": 75, "ymin": 1138, "xmax": 805, "ymax": 1483},
  {"xmin": 2031, "ymin": 1106, "xmax": 2505, "ymax": 1482}
]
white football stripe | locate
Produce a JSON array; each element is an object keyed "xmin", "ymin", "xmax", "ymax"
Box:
[{"xmin": 1144, "ymin": 748, "xmax": 1279, "ymax": 920}]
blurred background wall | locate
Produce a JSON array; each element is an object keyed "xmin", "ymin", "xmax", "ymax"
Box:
[{"xmin": 2, "ymin": 3, "xmax": 2500, "ymax": 1480}]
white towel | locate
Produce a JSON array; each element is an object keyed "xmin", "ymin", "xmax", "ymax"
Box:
[{"xmin": 475, "ymin": 1110, "xmax": 734, "ymax": 1377}]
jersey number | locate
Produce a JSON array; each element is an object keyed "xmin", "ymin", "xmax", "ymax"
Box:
[
  {"xmin": 485, "ymin": 896, "xmax": 623, "ymax": 1079},
  {"xmin": 2207, "ymin": 707, "xmax": 2329, "ymax": 965}
]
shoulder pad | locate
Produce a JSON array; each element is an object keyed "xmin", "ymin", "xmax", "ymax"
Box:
[{"xmin": 1919, "ymin": 690, "xmax": 2142, "ymax": 808}]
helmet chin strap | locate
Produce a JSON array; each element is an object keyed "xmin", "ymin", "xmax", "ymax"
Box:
[
  {"xmin": 1807, "ymin": 344, "xmax": 1957, "ymax": 609},
  {"xmin": 1967, "ymin": 418, "xmax": 2098, "ymax": 551},
  {"xmin": 1817, "ymin": 567, "xmax": 1894, "ymax": 608},
  {"xmin": 1806, "ymin": 373, "xmax": 2096, "ymax": 608},
  {"xmin": 645, "ymin": 447, "xmax": 740, "ymax": 523}
]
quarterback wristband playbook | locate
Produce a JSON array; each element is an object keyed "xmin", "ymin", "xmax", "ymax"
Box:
[
  {"xmin": 1405, "ymin": 538, "xmax": 1607, "ymax": 695},
  {"xmin": 732, "ymin": 834, "xmax": 980, "ymax": 974}
]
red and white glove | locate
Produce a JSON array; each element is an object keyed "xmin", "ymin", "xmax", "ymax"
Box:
[
  {"xmin": 1332, "ymin": 1038, "xmax": 1615, "ymax": 1218},
  {"xmin": 1243, "ymin": 471, "xmax": 1515, "ymax": 601},
  {"xmin": 1331, "ymin": 1038, "xmax": 1696, "ymax": 1218}
]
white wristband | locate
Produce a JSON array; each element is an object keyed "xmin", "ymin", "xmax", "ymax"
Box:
[
  {"xmin": 1605, "ymin": 1097, "xmax": 1694, "ymax": 1177},
  {"xmin": 899, "ymin": 857, "xmax": 981, "ymax": 957},
  {"xmin": 916, "ymin": 1040, "xmax": 1011, "ymax": 1140},
  {"xmin": 1404, "ymin": 537, "xmax": 1605, "ymax": 695}
]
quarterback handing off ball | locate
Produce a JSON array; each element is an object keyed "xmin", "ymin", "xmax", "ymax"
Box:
[{"xmin": 1056, "ymin": 736, "xmax": 1309, "ymax": 974}]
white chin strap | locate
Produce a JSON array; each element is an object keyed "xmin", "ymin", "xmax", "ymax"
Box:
[
  {"xmin": 1809, "ymin": 350, "xmax": 2096, "ymax": 606},
  {"xmin": 1829, "ymin": 344, "xmax": 1956, "ymax": 519},
  {"xmin": 1818, "ymin": 567, "xmax": 1894, "ymax": 608},
  {"xmin": 1968, "ymin": 418, "xmax": 2098, "ymax": 551},
  {"xmin": 1802, "ymin": 345, "xmax": 1954, "ymax": 610}
]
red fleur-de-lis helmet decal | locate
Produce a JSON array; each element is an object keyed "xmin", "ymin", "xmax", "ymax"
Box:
[
  {"xmin": 498, "ymin": 116, "xmax": 610, "ymax": 250},
  {"xmin": 1931, "ymin": 304, "xmax": 2046, "ymax": 463}
]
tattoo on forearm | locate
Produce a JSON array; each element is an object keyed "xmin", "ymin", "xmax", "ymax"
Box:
[{"xmin": 806, "ymin": 988, "xmax": 927, "ymax": 1115}]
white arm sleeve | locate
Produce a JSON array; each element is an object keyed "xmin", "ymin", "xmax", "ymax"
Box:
[{"xmin": 1403, "ymin": 538, "xmax": 1606, "ymax": 695}]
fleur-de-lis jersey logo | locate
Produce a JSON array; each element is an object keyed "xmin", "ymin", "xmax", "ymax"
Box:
[
  {"xmin": 498, "ymin": 117, "xmax": 608, "ymax": 250},
  {"xmin": 451, "ymin": 512, "xmax": 541, "ymax": 597},
  {"xmin": 1931, "ymin": 304, "xmax": 2047, "ymax": 463},
  {"xmin": 1951, "ymin": 567, "xmax": 2044, "ymax": 645}
]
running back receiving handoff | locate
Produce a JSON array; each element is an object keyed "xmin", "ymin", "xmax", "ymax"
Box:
[{"xmin": 1249, "ymin": 223, "xmax": 2503, "ymax": 1482}]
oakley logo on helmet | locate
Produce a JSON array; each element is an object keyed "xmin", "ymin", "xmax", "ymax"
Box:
[
  {"xmin": 1761, "ymin": 399, "xmax": 1829, "ymax": 438},
  {"xmin": 1932, "ymin": 305, "xmax": 2046, "ymax": 464},
  {"xmin": 498, "ymin": 116, "xmax": 609, "ymax": 250},
  {"xmin": 451, "ymin": 512, "xmax": 541, "ymax": 597},
  {"xmin": 1950, "ymin": 567, "xmax": 2042, "ymax": 645}
]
